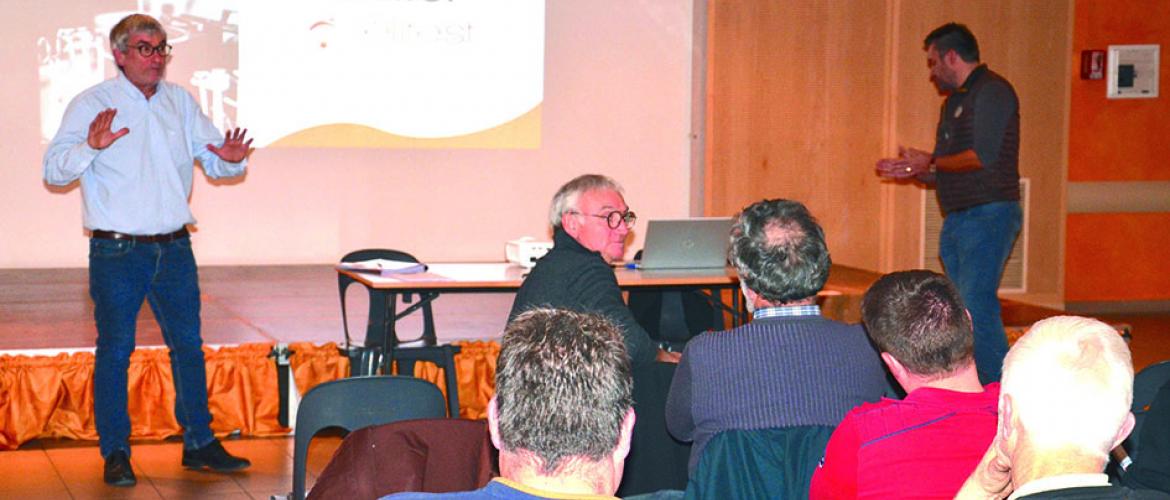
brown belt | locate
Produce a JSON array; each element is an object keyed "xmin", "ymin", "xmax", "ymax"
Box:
[{"xmin": 91, "ymin": 227, "xmax": 189, "ymax": 243}]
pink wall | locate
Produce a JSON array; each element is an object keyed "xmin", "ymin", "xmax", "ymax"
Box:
[{"xmin": 2, "ymin": 2, "xmax": 695, "ymax": 267}]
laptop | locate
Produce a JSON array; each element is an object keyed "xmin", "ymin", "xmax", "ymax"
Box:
[{"xmin": 637, "ymin": 217, "xmax": 734, "ymax": 269}]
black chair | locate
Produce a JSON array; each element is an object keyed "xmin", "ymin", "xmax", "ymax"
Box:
[
  {"xmin": 338, "ymin": 249, "xmax": 461, "ymax": 417},
  {"xmin": 1119, "ymin": 365, "xmax": 1170, "ymax": 493},
  {"xmin": 684, "ymin": 426, "xmax": 835, "ymax": 500},
  {"xmin": 290, "ymin": 376, "xmax": 448, "ymax": 500},
  {"xmin": 627, "ymin": 251, "xmax": 725, "ymax": 352},
  {"xmin": 339, "ymin": 249, "xmax": 438, "ymax": 349},
  {"xmin": 1127, "ymin": 360, "xmax": 1170, "ymax": 460},
  {"xmin": 629, "ymin": 288, "xmax": 724, "ymax": 349}
]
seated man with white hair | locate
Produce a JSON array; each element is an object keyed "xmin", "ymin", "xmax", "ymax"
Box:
[
  {"xmin": 510, "ymin": 173, "xmax": 688, "ymax": 495},
  {"xmin": 957, "ymin": 316, "xmax": 1170, "ymax": 499}
]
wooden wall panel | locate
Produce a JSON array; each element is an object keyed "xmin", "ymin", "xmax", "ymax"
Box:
[
  {"xmin": 705, "ymin": 0, "xmax": 889, "ymax": 271},
  {"xmin": 706, "ymin": 0, "xmax": 1070, "ymax": 304}
]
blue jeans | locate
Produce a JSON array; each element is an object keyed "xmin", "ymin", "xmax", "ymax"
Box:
[
  {"xmin": 89, "ymin": 235, "xmax": 214, "ymax": 458},
  {"xmin": 939, "ymin": 201, "xmax": 1022, "ymax": 384}
]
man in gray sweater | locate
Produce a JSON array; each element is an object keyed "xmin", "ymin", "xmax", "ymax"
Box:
[{"xmin": 665, "ymin": 199, "xmax": 886, "ymax": 474}]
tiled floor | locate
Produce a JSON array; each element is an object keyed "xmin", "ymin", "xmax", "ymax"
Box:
[{"xmin": 1, "ymin": 435, "xmax": 341, "ymax": 499}]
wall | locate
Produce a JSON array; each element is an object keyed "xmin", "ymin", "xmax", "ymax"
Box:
[
  {"xmin": 705, "ymin": 0, "xmax": 889, "ymax": 270},
  {"xmin": 1066, "ymin": 1, "xmax": 1170, "ymax": 305},
  {"xmin": 0, "ymin": 1, "xmax": 695, "ymax": 267},
  {"xmin": 706, "ymin": 0, "xmax": 1070, "ymax": 307}
]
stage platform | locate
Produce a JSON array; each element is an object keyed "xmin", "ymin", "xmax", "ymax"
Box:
[
  {"xmin": 0, "ymin": 263, "xmax": 885, "ymax": 355},
  {"xmin": 3, "ymin": 263, "xmax": 1165, "ymax": 368},
  {"xmin": 0, "ymin": 265, "xmax": 514, "ymax": 354},
  {"xmin": 3, "ymin": 263, "xmax": 1164, "ymax": 356}
]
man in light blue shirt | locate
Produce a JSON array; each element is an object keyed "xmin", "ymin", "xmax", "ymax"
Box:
[{"xmin": 42, "ymin": 13, "xmax": 253, "ymax": 487}]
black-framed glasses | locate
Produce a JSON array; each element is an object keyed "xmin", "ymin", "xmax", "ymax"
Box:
[
  {"xmin": 568, "ymin": 210, "xmax": 637, "ymax": 229},
  {"xmin": 132, "ymin": 43, "xmax": 172, "ymax": 58}
]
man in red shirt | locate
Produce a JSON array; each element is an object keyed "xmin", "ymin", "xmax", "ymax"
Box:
[{"xmin": 809, "ymin": 270, "xmax": 998, "ymax": 499}]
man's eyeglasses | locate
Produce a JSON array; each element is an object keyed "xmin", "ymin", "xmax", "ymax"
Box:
[
  {"xmin": 132, "ymin": 43, "xmax": 172, "ymax": 58},
  {"xmin": 568, "ymin": 210, "xmax": 637, "ymax": 229}
]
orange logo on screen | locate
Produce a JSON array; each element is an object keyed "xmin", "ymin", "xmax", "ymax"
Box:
[{"xmin": 309, "ymin": 20, "xmax": 335, "ymax": 49}]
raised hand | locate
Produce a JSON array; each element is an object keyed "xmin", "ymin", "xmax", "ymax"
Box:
[
  {"xmin": 87, "ymin": 108, "xmax": 129, "ymax": 150},
  {"xmin": 206, "ymin": 128, "xmax": 254, "ymax": 163}
]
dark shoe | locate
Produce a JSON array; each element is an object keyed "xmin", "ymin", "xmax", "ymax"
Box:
[
  {"xmin": 182, "ymin": 439, "xmax": 251, "ymax": 472},
  {"xmin": 103, "ymin": 450, "xmax": 137, "ymax": 487}
]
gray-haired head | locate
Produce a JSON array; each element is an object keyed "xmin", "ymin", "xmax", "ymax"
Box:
[
  {"xmin": 548, "ymin": 174, "xmax": 624, "ymax": 229},
  {"xmin": 109, "ymin": 14, "xmax": 166, "ymax": 54},
  {"xmin": 729, "ymin": 199, "xmax": 830, "ymax": 304}
]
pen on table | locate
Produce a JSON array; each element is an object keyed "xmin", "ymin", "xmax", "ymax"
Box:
[{"xmin": 625, "ymin": 262, "xmax": 641, "ymax": 270}]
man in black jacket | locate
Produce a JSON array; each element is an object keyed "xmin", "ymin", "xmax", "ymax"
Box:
[
  {"xmin": 1122, "ymin": 377, "xmax": 1170, "ymax": 494},
  {"xmin": 508, "ymin": 174, "xmax": 686, "ymax": 495}
]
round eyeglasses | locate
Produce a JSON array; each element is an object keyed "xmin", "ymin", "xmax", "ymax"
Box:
[
  {"xmin": 569, "ymin": 210, "xmax": 637, "ymax": 229},
  {"xmin": 132, "ymin": 43, "xmax": 172, "ymax": 58}
]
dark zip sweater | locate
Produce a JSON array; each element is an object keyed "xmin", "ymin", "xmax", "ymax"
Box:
[{"xmin": 508, "ymin": 228, "xmax": 657, "ymax": 368}]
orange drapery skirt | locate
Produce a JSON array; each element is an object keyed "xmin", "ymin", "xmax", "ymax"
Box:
[{"xmin": 0, "ymin": 340, "xmax": 499, "ymax": 450}]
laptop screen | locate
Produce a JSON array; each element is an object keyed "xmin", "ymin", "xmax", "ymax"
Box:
[{"xmin": 638, "ymin": 218, "xmax": 733, "ymax": 269}]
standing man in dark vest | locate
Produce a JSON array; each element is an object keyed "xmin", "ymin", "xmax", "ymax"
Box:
[{"xmin": 876, "ymin": 23, "xmax": 1021, "ymax": 384}]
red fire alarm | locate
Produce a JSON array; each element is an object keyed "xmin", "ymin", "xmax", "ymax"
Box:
[{"xmin": 1081, "ymin": 50, "xmax": 1106, "ymax": 80}]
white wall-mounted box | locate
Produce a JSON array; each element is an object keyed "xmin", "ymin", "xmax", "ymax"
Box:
[{"xmin": 1107, "ymin": 44, "xmax": 1160, "ymax": 99}]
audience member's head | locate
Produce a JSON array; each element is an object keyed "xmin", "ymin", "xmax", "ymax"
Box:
[
  {"xmin": 862, "ymin": 270, "xmax": 975, "ymax": 384},
  {"xmin": 548, "ymin": 174, "xmax": 634, "ymax": 261},
  {"xmin": 1001, "ymin": 315, "xmax": 1133, "ymax": 462},
  {"xmin": 959, "ymin": 316, "xmax": 1135, "ymax": 498},
  {"xmin": 729, "ymin": 199, "xmax": 830, "ymax": 308},
  {"xmin": 491, "ymin": 308, "xmax": 635, "ymax": 496}
]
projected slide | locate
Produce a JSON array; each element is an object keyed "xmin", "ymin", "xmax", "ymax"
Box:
[{"xmin": 37, "ymin": 0, "xmax": 545, "ymax": 149}]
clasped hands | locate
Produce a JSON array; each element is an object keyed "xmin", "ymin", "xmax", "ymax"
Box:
[
  {"xmin": 87, "ymin": 108, "xmax": 254, "ymax": 163},
  {"xmin": 876, "ymin": 146, "xmax": 931, "ymax": 180}
]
